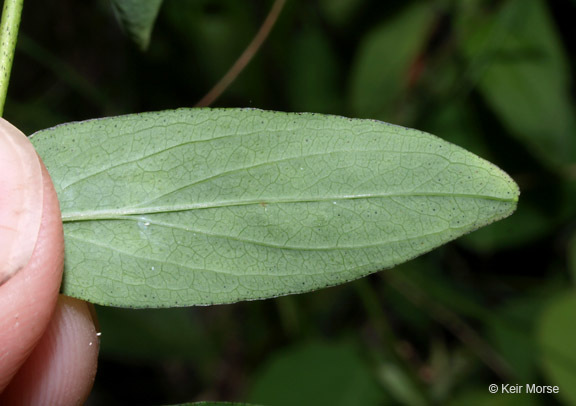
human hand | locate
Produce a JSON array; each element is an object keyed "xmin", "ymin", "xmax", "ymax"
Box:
[{"xmin": 0, "ymin": 118, "xmax": 99, "ymax": 405}]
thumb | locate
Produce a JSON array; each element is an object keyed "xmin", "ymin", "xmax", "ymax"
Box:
[
  {"xmin": 0, "ymin": 118, "xmax": 64, "ymax": 391},
  {"xmin": 0, "ymin": 117, "xmax": 44, "ymax": 285}
]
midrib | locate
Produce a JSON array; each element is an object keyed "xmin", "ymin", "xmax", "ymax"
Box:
[{"xmin": 61, "ymin": 191, "xmax": 517, "ymax": 222}]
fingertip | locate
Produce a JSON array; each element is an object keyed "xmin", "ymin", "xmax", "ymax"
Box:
[
  {"xmin": 0, "ymin": 160, "xmax": 64, "ymax": 391},
  {"xmin": 0, "ymin": 296, "xmax": 100, "ymax": 406},
  {"xmin": 0, "ymin": 118, "xmax": 44, "ymax": 284}
]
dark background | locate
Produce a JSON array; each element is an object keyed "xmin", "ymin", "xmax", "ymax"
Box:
[{"xmin": 7, "ymin": 0, "xmax": 576, "ymax": 405}]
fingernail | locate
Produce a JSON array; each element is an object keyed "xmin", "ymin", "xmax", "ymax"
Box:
[{"xmin": 0, "ymin": 118, "xmax": 44, "ymax": 285}]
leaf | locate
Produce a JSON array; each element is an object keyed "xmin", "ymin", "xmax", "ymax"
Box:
[
  {"xmin": 377, "ymin": 360, "xmax": 427, "ymax": 406},
  {"xmin": 460, "ymin": 0, "xmax": 576, "ymax": 168},
  {"xmin": 248, "ymin": 341, "xmax": 385, "ymax": 406},
  {"xmin": 111, "ymin": 0, "xmax": 163, "ymax": 50},
  {"xmin": 31, "ymin": 108, "xmax": 519, "ymax": 308},
  {"xmin": 424, "ymin": 104, "xmax": 547, "ymax": 252},
  {"xmin": 537, "ymin": 291, "xmax": 576, "ymax": 405},
  {"xmin": 349, "ymin": 3, "xmax": 435, "ymax": 121}
]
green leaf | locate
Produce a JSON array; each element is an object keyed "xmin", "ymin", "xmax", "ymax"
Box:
[
  {"xmin": 537, "ymin": 291, "xmax": 576, "ymax": 405},
  {"xmin": 111, "ymin": 0, "xmax": 163, "ymax": 50},
  {"xmin": 248, "ymin": 341, "xmax": 385, "ymax": 406},
  {"xmin": 31, "ymin": 108, "xmax": 519, "ymax": 308},
  {"xmin": 460, "ymin": 0, "xmax": 576, "ymax": 168},
  {"xmin": 349, "ymin": 3, "xmax": 435, "ymax": 121}
]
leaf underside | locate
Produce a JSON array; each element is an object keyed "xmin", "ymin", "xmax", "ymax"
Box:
[{"xmin": 31, "ymin": 109, "xmax": 519, "ymax": 308}]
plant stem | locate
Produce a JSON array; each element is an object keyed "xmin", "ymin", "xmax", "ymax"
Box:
[
  {"xmin": 195, "ymin": 0, "xmax": 286, "ymax": 107},
  {"xmin": 0, "ymin": 0, "xmax": 23, "ymax": 116}
]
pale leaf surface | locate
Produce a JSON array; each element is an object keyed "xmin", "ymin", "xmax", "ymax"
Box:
[{"xmin": 31, "ymin": 109, "xmax": 519, "ymax": 308}]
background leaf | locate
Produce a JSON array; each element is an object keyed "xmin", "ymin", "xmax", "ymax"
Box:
[
  {"xmin": 248, "ymin": 341, "xmax": 385, "ymax": 406},
  {"xmin": 31, "ymin": 108, "xmax": 518, "ymax": 308},
  {"xmin": 537, "ymin": 291, "xmax": 576, "ymax": 406},
  {"xmin": 111, "ymin": 0, "xmax": 164, "ymax": 50},
  {"xmin": 459, "ymin": 0, "xmax": 576, "ymax": 168},
  {"xmin": 349, "ymin": 2, "xmax": 435, "ymax": 121}
]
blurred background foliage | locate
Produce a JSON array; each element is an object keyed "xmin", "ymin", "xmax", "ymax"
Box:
[{"xmin": 6, "ymin": 0, "xmax": 576, "ymax": 404}]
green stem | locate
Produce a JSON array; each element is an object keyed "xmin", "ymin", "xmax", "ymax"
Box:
[{"xmin": 0, "ymin": 0, "xmax": 23, "ymax": 116}]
